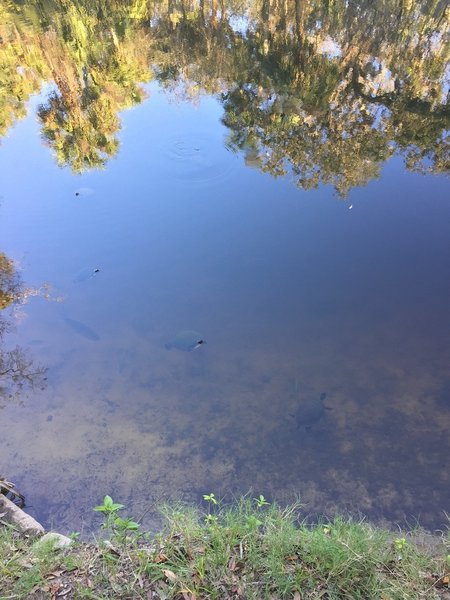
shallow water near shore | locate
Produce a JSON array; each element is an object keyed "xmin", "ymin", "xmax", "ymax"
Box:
[{"xmin": 0, "ymin": 0, "xmax": 449, "ymax": 533}]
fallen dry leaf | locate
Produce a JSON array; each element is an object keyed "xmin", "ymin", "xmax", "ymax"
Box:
[
  {"xmin": 46, "ymin": 569, "xmax": 67, "ymax": 579},
  {"xmin": 103, "ymin": 540, "xmax": 120, "ymax": 555},
  {"xmin": 293, "ymin": 592, "xmax": 301, "ymax": 600},
  {"xmin": 48, "ymin": 582, "xmax": 60, "ymax": 594},
  {"xmin": 286, "ymin": 555, "xmax": 297, "ymax": 562},
  {"xmin": 18, "ymin": 559, "xmax": 35, "ymax": 569},
  {"xmin": 163, "ymin": 569, "xmax": 177, "ymax": 582},
  {"xmin": 434, "ymin": 574, "xmax": 450, "ymax": 588},
  {"xmin": 154, "ymin": 552, "xmax": 169, "ymax": 563}
]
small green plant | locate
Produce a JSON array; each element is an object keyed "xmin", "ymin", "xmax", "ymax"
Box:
[
  {"xmin": 94, "ymin": 495, "xmax": 124, "ymax": 527},
  {"xmin": 205, "ymin": 513, "xmax": 218, "ymax": 525},
  {"xmin": 203, "ymin": 492, "xmax": 217, "ymax": 505},
  {"xmin": 113, "ymin": 516, "xmax": 140, "ymax": 533},
  {"xmin": 393, "ymin": 536, "xmax": 408, "ymax": 561},
  {"xmin": 203, "ymin": 492, "xmax": 219, "ymax": 525},
  {"xmin": 254, "ymin": 494, "xmax": 270, "ymax": 508},
  {"xmin": 196, "ymin": 554, "xmax": 206, "ymax": 581},
  {"xmin": 93, "ymin": 495, "xmax": 139, "ymax": 540},
  {"xmin": 246, "ymin": 514, "xmax": 263, "ymax": 530},
  {"xmin": 393, "ymin": 537, "xmax": 407, "ymax": 553}
]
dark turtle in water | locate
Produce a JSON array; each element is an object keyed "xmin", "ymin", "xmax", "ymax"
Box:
[
  {"xmin": 292, "ymin": 392, "xmax": 331, "ymax": 431},
  {"xmin": 73, "ymin": 267, "xmax": 100, "ymax": 283},
  {"xmin": 74, "ymin": 187, "xmax": 94, "ymax": 197},
  {"xmin": 165, "ymin": 330, "xmax": 206, "ymax": 352}
]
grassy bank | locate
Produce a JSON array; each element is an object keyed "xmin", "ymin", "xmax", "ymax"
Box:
[{"xmin": 0, "ymin": 495, "xmax": 449, "ymax": 599}]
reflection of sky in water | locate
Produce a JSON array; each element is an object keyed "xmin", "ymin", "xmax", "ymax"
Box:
[
  {"xmin": 0, "ymin": 83, "xmax": 449, "ymax": 533},
  {"xmin": 229, "ymin": 15, "xmax": 249, "ymax": 35},
  {"xmin": 313, "ymin": 35, "xmax": 342, "ymax": 58}
]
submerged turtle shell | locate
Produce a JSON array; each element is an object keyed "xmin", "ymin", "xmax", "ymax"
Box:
[
  {"xmin": 294, "ymin": 392, "xmax": 328, "ymax": 431},
  {"xmin": 165, "ymin": 330, "xmax": 206, "ymax": 352}
]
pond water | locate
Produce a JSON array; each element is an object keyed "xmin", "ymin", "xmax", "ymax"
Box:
[{"xmin": 0, "ymin": 0, "xmax": 449, "ymax": 533}]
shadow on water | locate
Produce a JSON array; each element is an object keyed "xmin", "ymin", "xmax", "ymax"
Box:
[
  {"xmin": 63, "ymin": 316, "xmax": 100, "ymax": 342},
  {"xmin": 0, "ymin": 0, "xmax": 449, "ymax": 533}
]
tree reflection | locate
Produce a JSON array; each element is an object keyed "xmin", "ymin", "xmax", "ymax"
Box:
[
  {"xmin": 217, "ymin": 0, "xmax": 450, "ymax": 195},
  {"xmin": 37, "ymin": 6, "xmax": 152, "ymax": 173},
  {"xmin": 0, "ymin": 0, "xmax": 151, "ymax": 171},
  {"xmin": 0, "ymin": 253, "xmax": 47, "ymax": 405},
  {"xmin": 0, "ymin": 0, "xmax": 448, "ymax": 194}
]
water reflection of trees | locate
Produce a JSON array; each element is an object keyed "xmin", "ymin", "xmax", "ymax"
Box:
[
  {"xmin": 0, "ymin": 0, "xmax": 448, "ymax": 195},
  {"xmin": 0, "ymin": 253, "xmax": 47, "ymax": 404}
]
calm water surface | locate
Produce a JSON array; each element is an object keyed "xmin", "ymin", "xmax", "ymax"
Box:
[{"xmin": 0, "ymin": 0, "xmax": 449, "ymax": 532}]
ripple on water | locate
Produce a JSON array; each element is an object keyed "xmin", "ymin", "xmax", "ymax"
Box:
[{"xmin": 161, "ymin": 133, "xmax": 237, "ymax": 185}]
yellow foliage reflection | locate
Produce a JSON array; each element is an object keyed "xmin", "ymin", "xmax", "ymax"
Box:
[{"xmin": 0, "ymin": 0, "xmax": 448, "ymax": 193}]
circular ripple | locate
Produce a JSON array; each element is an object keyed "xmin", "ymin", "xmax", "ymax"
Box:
[{"xmin": 160, "ymin": 132, "xmax": 237, "ymax": 185}]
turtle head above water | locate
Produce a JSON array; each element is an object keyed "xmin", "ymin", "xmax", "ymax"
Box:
[{"xmin": 193, "ymin": 339, "xmax": 206, "ymax": 350}]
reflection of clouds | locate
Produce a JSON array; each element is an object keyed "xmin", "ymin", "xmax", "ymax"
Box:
[
  {"xmin": 229, "ymin": 14, "xmax": 249, "ymax": 36},
  {"xmin": 358, "ymin": 63, "xmax": 396, "ymax": 97},
  {"xmin": 313, "ymin": 35, "xmax": 342, "ymax": 58}
]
